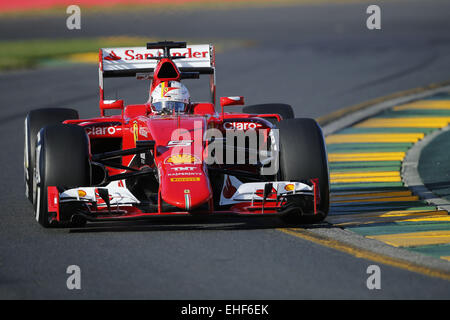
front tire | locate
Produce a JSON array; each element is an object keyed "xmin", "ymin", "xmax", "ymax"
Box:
[
  {"xmin": 25, "ymin": 108, "xmax": 78, "ymax": 203},
  {"xmin": 277, "ymin": 118, "xmax": 329, "ymax": 223},
  {"xmin": 33, "ymin": 124, "xmax": 90, "ymax": 228}
]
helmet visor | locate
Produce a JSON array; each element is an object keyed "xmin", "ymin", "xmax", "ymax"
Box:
[{"xmin": 153, "ymin": 101, "xmax": 187, "ymax": 113}]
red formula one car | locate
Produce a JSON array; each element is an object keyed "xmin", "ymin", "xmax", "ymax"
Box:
[{"xmin": 24, "ymin": 41, "xmax": 329, "ymax": 228}]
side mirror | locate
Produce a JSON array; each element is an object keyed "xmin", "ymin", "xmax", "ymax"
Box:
[
  {"xmin": 99, "ymin": 99, "xmax": 124, "ymax": 116},
  {"xmin": 220, "ymin": 96, "xmax": 245, "ymax": 107}
]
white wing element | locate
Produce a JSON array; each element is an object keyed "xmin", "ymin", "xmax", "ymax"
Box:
[
  {"xmin": 102, "ymin": 44, "xmax": 213, "ymax": 72},
  {"xmin": 60, "ymin": 181, "xmax": 140, "ymax": 207},
  {"xmin": 219, "ymin": 174, "xmax": 313, "ymax": 206}
]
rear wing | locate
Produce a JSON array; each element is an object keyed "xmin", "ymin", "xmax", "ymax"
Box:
[{"xmin": 98, "ymin": 44, "xmax": 216, "ymax": 108}]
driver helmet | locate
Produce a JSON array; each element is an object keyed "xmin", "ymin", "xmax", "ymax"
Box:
[{"xmin": 150, "ymin": 81, "xmax": 190, "ymax": 114}]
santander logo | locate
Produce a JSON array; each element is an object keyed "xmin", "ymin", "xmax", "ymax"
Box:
[
  {"xmin": 256, "ymin": 187, "xmax": 277, "ymax": 199},
  {"xmin": 104, "ymin": 48, "xmax": 208, "ymax": 61},
  {"xmin": 104, "ymin": 51, "xmax": 121, "ymax": 61},
  {"xmin": 223, "ymin": 176, "xmax": 237, "ymax": 199}
]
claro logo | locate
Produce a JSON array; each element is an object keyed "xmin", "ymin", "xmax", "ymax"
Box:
[
  {"xmin": 85, "ymin": 126, "xmax": 118, "ymax": 135},
  {"xmin": 223, "ymin": 122, "xmax": 262, "ymax": 130}
]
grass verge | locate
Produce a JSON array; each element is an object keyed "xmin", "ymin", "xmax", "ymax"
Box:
[
  {"xmin": 0, "ymin": 36, "xmax": 159, "ymax": 71},
  {"xmin": 0, "ymin": 36, "xmax": 251, "ymax": 71}
]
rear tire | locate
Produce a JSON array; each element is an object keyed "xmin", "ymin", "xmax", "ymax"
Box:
[
  {"xmin": 243, "ymin": 103, "xmax": 294, "ymax": 124},
  {"xmin": 24, "ymin": 108, "xmax": 78, "ymax": 203},
  {"xmin": 33, "ymin": 124, "xmax": 90, "ymax": 228},
  {"xmin": 277, "ymin": 118, "xmax": 329, "ymax": 223}
]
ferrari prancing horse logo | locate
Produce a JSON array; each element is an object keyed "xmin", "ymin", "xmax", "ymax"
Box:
[
  {"xmin": 132, "ymin": 122, "xmax": 139, "ymax": 144},
  {"xmin": 161, "ymin": 81, "xmax": 178, "ymax": 98}
]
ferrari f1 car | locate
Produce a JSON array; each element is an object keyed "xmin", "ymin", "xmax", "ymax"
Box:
[{"xmin": 24, "ymin": 41, "xmax": 329, "ymax": 228}]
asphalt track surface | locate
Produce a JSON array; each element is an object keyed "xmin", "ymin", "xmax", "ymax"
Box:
[{"xmin": 1, "ymin": 0, "xmax": 450, "ymax": 299}]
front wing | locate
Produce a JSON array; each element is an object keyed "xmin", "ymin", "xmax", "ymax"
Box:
[{"xmin": 47, "ymin": 179, "xmax": 321, "ymax": 223}]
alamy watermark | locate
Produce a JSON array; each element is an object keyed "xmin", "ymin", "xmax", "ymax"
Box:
[
  {"xmin": 66, "ymin": 5, "xmax": 81, "ymax": 30},
  {"xmin": 366, "ymin": 5, "xmax": 381, "ymax": 30},
  {"xmin": 366, "ymin": 265, "xmax": 381, "ymax": 290},
  {"xmin": 163, "ymin": 121, "xmax": 280, "ymax": 176},
  {"xmin": 66, "ymin": 265, "xmax": 81, "ymax": 290}
]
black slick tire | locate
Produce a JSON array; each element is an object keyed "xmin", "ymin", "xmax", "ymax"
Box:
[
  {"xmin": 277, "ymin": 118, "xmax": 329, "ymax": 223},
  {"xmin": 24, "ymin": 108, "xmax": 78, "ymax": 203},
  {"xmin": 33, "ymin": 124, "xmax": 90, "ymax": 228}
]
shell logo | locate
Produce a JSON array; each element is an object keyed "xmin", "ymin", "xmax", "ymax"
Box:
[
  {"xmin": 165, "ymin": 154, "xmax": 200, "ymax": 165},
  {"xmin": 78, "ymin": 190, "xmax": 87, "ymax": 197}
]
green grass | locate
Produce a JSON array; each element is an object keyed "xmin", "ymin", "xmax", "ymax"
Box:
[
  {"xmin": 0, "ymin": 36, "xmax": 157, "ymax": 70},
  {"xmin": 0, "ymin": 36, "xmax": 252, "ymax": 71}
]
